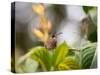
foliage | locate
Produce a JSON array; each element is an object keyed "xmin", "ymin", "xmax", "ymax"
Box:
[
  {"xmin": 80, "ymin": 43, "xmax": 97, "ymax": 69},
  {"xmin": 16, "ymin": 42, "xmax": 97, "ymax": 72},
  {"xmin": 83, "ymin": 6, "xmax": 94, "ymax": 14}
]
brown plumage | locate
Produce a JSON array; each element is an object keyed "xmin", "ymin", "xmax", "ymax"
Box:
[
  {"xmin": 45, "ymin": 37, "xmax": 57, "ymax": 50},
  {"xmin": 45, "ymin": 32, "xmax": 62, "ymax": 50}
]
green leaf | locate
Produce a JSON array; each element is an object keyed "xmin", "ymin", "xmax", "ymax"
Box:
[
  {"xmin": 68, "ymin": 49, "xmax": 81, "ymax": 65},
  {"xmin": 90, "ymin": 50, "xmax": 97, "ymax": 68},
  {"xmin": 17, "ymin": 46, "xmax": 45, "ymax": 65},
  {"xmin": 24, "ymin": 58, "xmax": 39, "ymax": 72},
  {"xmin": 16, "ymin": 58, "xmax": 39, "ymax": 73},
  {"xmin": 83, "ymin": 6, "xmax": 95, "ymax": 14},
  {"xmin": 88, "ymin": 7, "xmax": 97, "ymax": 26},
  {"xmin": 80, "ymin": 43, "xmax": 97, "ymax": 69},
  {"xmin": 31, "ymin": 47, "xmax": 52, "ymax": 71},
  {"xmin": 16, "ymin": 46, "xmax": 50, "ymax": 72},
  {"xmin": 16, "ymin": 47, "xmax": 44, "ymax": 73},
  {"xmin": 52, "ymin": 42, "xmax": 69, "ymax": 67},
  {"xmin": 56, "ymin": 56, "xmax": 80, "ymax": 70}
]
